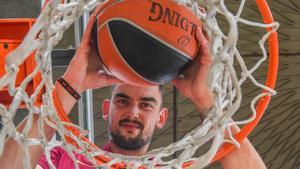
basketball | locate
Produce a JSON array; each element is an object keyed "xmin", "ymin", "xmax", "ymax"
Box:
[{"xmin": 91, "ymin": 0, "xmax": 202, "ymax": 86}]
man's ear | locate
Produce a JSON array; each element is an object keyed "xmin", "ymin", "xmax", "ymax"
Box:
[
  {"xmin": 156, "ymin": 108, "xmax": 169, "ymax": 129},
  {"xmin": 102, "ymin": 99, "xmax": 110, "ymax": 121}
]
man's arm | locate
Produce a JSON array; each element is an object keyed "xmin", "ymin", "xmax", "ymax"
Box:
[
  {"xmin": 0, "ymin": 16, "xmax": 121, "ymax": 169},
  {"xmin": 193, "ymin": 97, "xmax": 266, "ymax": 168},
  {"xmin": 219, "ymin": 125, "xmax": 267, "ymax": 169},
  {"xmin": 0, "ymin": 115, "xmax": 56, "ymax": 169},
  {"xmin": 173, "ymin": 27, "xmax": 266, "ymax": 169},
  {"xmin": 0, "ymin": 74, "xmax": 84, "ymax": 169}
]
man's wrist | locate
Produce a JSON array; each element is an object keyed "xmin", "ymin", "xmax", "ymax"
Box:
[
  {"xmin": 54, "ymin": 80, "xmax": 79, "ymax": 114},
  {"xmin": 62, "ymin": 73, "xmax": 84, "ymax": 94},
  {"xmin": 57, "ymin": 77, "xmax": 81, "ymax": 100},
  {"xmin": 191, "ymin": 97, "xmax": 213, "ymax": 120}
]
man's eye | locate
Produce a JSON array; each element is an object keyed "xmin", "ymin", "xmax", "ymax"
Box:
[
  {"xmin": 141, "ymin": 103, "xmax": 153, "ymax": 109},
  {"xmin": 116, "ymin": 99, "xmax": 128, "ymax": 105}
]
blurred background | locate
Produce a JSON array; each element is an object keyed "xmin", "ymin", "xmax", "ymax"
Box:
[{"xmin": 0, "ymin": 0, "xmax": 299, "ymax": 168}]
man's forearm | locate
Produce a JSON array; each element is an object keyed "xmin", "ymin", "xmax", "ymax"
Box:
[
  {"xmin": 0, "ymin": 81, "xmax": 77, "ymax": 169},
  {"xmin": 0, "ymin": 115, "xmax": 56, "ymax": 169},
  {"xmin": 219, "ymin": 125, "xmax": 267, "ymax": 169},
  {"xmin": 192, "ymin": 97, "xmax": 214, "ymax": 120},
  {"xmin": 54, "ymin": 80, "xmax": 79, "ymax": 115},
  {"xmin": 192, "ymin": 95, "xmax": 266, "ymax": 169}
]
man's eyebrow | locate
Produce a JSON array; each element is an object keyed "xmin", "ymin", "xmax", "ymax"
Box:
[
  {"xmin": 114, "ymin": 93, "xmax": 131, "ymax": 99},
  {"xmin": 114, "ymin": 93, "xmax": 157, "ymax": 104},
  {"xmin": 140, "ymin": 97, "xmax": 157, "ymax": 104}
]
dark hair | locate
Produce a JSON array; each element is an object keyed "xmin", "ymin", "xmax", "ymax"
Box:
[
  {"xmin": 111, "ymin": 84, "xmax": 164, "ymax": 103},
  {"xmin": 158, "ymin": 85, "xmax": 164, "ymax": 101}
]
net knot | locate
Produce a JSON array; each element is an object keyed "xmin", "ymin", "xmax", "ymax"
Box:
[{"xmin": 6, "ymin": 63, "xmax": 19, "ymax": 74}]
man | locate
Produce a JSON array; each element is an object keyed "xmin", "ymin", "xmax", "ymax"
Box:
[{"xmin": 0, "ymin": 15, "xmax": 266, "ymax": 169}]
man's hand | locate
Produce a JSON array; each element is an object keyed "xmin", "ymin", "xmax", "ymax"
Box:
[
  {"xmin": 54, "ymin": 18, "xmax": 122, "ymax": 115},
  {"xmin": 172, "ymin": 27, "xmax": 214, "ymax": 117},
  {"xmin": 62, "ymin": 18, "xmax": 122, "ymax": 94}
]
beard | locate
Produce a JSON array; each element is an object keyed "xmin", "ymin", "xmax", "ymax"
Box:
[{"xmin": 110, "ymin": 119, "xmax": 152, "ymax": 150}]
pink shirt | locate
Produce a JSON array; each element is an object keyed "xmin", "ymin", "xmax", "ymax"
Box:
[{"xmin": 38, "ymin": 145, "xmax": 112, "ymax": 169}]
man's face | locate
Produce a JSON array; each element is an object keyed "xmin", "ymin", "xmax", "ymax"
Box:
[{"xmin": 103, "ymin": 84, "xmax": 167, "ymax": 150}]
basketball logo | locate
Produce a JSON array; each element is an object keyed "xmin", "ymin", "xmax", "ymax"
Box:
[{"xmin": 177, "ymin": 35, "xmax": 190, "ymax": 48}]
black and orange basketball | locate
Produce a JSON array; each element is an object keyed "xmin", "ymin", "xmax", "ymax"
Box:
[{"xmin": 91, "ymin": 0, "xmax": 202, "ymax": 86}]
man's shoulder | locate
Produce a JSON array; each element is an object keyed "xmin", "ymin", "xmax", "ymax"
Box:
[
  {"xmin": 37, "ymin": 146, "xmax": 69, "ymax": 169},
  {"xmin": 51, "ymin": 146, "xmax": 66, "ymax": 154},
  {"xmin": 38, "ymin": 143, "xmax": 111, "ymax": 169}
]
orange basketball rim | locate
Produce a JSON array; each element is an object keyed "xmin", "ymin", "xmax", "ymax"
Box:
[{"xmin": 50, "ymin": 0, "xmax": 279, "ymax": 168}]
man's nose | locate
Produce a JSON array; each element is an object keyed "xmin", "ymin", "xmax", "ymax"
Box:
[{"xmin": 127, "ymin": 104, "xmax": 140, "ymax": 118}]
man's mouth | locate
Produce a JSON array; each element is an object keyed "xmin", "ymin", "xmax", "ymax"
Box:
[
  {"xmin": 119, "ymin": 120, "xmax": 143, "ymax": 131},
  {"xmin": 121, "ymin": 122, "xmax": 141, "ymax": 128}
]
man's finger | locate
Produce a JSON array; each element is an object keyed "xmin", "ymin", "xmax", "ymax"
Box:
[
  {"xmin": 202, "ymin": 29, "xmax": 210, "ymax": 41},
  {"xmin": 172, "ymin": 76, "xmax": 185, "ymax": 88},
  {"xmin": 102, "ymin": 72, "xmax": 123, "ymax": 84},
  {"xmin": 107, "ymin": 76, "xmax": 123, "ymax": 84},
  {"xmin": 196, "ymin": 27, "xmax": 211, "ymax": 65},
  {"xmin": 81, "ymin": 17, "xmax": 96, "ymax": 44},
  {"xmin": 92, "ymin": 72, "xmax": 123, "ymax": 88},
  {"xmin": 196, "ymin": 27, "xmax": 208, "ymax": 49},
  {"xmin": 198, "ymin": 6, "xmax": 206, "ymax": 14}
]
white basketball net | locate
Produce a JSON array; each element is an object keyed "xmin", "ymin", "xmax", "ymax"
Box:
[{"xmin": 0, "ymin": 0, "xmax": 279, "ymax": 168}]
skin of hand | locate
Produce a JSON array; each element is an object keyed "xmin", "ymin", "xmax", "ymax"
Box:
[
  {"xmin": 172, "ymin": 27, "xmax": 214, "ymax": 116},
  {"xmin": 54, "ymin": 16, "xmax": 123, "ymax": 115},
  {"xmin": 62, "ymin": 17, "xmax": 122, "ymax": 94}
]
